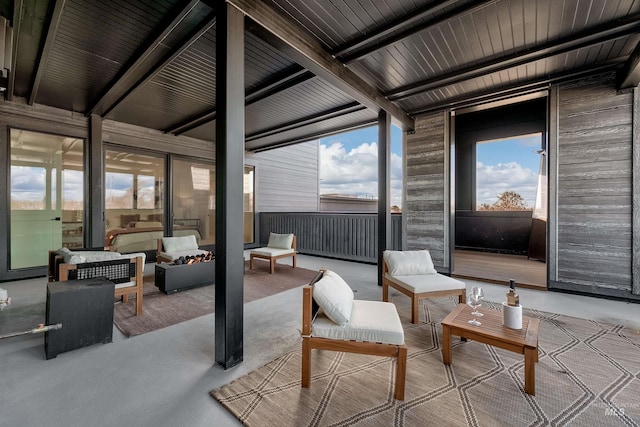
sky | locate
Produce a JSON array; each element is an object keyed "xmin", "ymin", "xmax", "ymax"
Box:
[
  {"xmin": 319, "ymin": 126, "xmax": 404, "ymax": 207},
  {"xmin": 319, "ymin": 128, "xmax": 543, "ymax": 209}
]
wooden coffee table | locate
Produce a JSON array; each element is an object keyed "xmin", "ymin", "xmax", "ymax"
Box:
[{"xmin": 441, "ymin": 303, "xmax": 540, "ymax": 395}]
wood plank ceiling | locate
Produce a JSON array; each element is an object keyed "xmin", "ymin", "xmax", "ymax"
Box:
[{"xmin": 2, "ymin": 0, "xmax": 639, "ymax": 151}]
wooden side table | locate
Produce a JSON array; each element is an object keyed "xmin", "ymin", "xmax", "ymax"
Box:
[{"xmin": 441, "ymin": 303, "xmax": 540, "ymax": 395}]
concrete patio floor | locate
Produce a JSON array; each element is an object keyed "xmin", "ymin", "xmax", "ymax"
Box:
[{"xmin": 1, "ymin": 253, "xmax": 639, "ymax": 426}]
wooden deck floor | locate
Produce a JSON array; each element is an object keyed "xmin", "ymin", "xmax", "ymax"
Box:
[{"xmin": 452, "ymin": 250, "xmax": 547, "ymax": 289}]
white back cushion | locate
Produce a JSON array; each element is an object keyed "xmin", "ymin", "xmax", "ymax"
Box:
[
  {"xmin": 313, "ymin": 270, "xmax": 354, "ymax": 326},
  {"xmin": 163, "ymin": 235, "xmax": 198, "ymax": 252},
  {"xmin": 384, "ymin": 250, "xmax": 437, "ymax": 275},
  {"xmin": 267, "ymin": 233, "xmax": 293, "ymax": 249}
]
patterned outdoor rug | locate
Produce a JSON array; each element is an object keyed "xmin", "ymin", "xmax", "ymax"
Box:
[
  {"xmin": 113, "ymin": 261, "xmax": 318, "ymax": 337},
  {"xmin": 211, "ymin": 298, "xmax": 640, "ymax": 426}
]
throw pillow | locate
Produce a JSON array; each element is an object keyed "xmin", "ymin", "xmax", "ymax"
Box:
[
  {"xmin": 384, "ymin": 250, "xmax": 437, "ymax": 275},
  {"xmin": 163, "ymin": 235, "xmax": 198, "ymax": 252},
  {"xmin": 267, "ymin": 233, "xmax": 294, "ymax": 249},
  {"xmin": 313, "ymin": 270, "xmax": 354, "ymax": 326}
]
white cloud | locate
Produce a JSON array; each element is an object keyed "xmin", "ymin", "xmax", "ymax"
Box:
[
  {"xmin": 320, "ymin": 142, "xmax": 403, "ymax": 207},
  {"xmin": 476, "ymin": 161, "xmax": 538, "ymax": 208}
]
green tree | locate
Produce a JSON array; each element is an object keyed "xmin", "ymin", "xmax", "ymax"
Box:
[{"xmin": 479, "ymin": 191, "xmax": 529, "ymax": 211}]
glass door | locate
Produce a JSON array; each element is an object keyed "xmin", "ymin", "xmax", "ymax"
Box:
[{"xmin": 10, "ymin": 130, "xmax": 84, "ymax": 269}]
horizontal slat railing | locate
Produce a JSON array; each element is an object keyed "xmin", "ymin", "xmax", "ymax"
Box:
[{"xmin": 258, "ymin": 212, "xmax": 402, "ymax": 263}]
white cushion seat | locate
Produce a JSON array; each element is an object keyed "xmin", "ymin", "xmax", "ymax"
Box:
[
  {"xmin": 383, "ymin": 249, "xmax": 466, "ymax": 324},
  {"xmin": 312, "ymin": 300, "xmax": 404, "ymax": 345},
  {"xmin": 249, "ymin": 247, "xmax": 294, "ymax": 257},
  {"xmin": 249, "ymin": 233, "xmax": 296, "ymax": 274},
  {"xmin": 385, "ymin": 272, "xmax": 465, "ymax": 294}
]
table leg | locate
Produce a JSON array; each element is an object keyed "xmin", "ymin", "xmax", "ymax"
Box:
[
  {"xmin": 524, "ymin": 347, "xmax": 536, "ymax": 395},
  {"xmin": 442, "ymin": 324, "xmax": 452, "ymax": 365}
]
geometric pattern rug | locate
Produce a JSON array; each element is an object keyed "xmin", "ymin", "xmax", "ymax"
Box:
[{"xmin": 211, "ymin": 298, "xmax": 640, "ymax": 426}]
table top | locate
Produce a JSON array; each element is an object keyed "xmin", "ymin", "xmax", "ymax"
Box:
[{"xmin": 442, "ymin": 303, "xmax": 539, "ymax": 349}]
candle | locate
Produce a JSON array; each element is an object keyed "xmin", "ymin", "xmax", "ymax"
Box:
[{"xmin": 0, "ymin": 287, "xmax": 7, "ymax": 301}]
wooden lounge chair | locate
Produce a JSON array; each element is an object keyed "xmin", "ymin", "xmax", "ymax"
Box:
[
  {"xmin": 382, "ymin": 250, "xmax": 466, "ymax": 324},
  {"xmin": 249, "ymin": 233, "xmax": 296, "ymax": 274},
  {"xmin": 301, "ymin": 269, "xmax": 407, "ymax": 400}
]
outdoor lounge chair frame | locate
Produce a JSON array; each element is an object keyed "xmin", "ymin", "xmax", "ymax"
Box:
[
  {"xmin": 301, "ymin": 270, "xmax": 407, "ymax": 400},
  {"xmin": 382, "ymin": 258, "xmax": 466, "ymax": 324}
]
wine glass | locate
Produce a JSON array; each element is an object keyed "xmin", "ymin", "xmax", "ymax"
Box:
[{"xmin": 470, "ymin": 286, "xmax": 484, "ymax": 317}]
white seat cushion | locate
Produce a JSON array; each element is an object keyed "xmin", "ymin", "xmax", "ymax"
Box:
[
  {"xmin": 312, "ymin": 300, "xmax": 404, "ymax": 345},
  {"xmin": 250, "ymin": 247, "xmax": 295, "ymax": 257},
  {"xmin": 386, "ymin": 272, "xmax": 465, "ymax": 293}
]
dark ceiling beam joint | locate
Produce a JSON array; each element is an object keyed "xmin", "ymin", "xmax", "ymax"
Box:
[
  {"xmin": 249, "ymin": 119, "xmax": 377, "ymax": 153},
  {"xmin": 7, "ymin": 0, "xmax": 23, "ymax": 101},
  {"xmin": 245, "ymin": 66, "xmax": 314, "ymax": 106},
  {"xmin": 617, "ymin": 41, "xmax": 640, "ymax": 89},
  {"xmin": 245, "ymin": 102, "xmax": 365, "ymax": 141},
  {"xmin": 409, "ymin": 60, "xmax": 624, "ymax": 116},
  {"xmin": 102, "ymin": 12, "xmax": 217, "ymax": 118},
  {"xmin": 332, "ymin": 0, "xmax": 457, "ymax": 59},
  {"xmin": 340, "ymin": 0, "xmax": 495, "ymax": 64},
  {"xmin": 165, "ymin": 64, "xmax": 315, "ymax": 135},
  {"xmin": 29, "ymin": 0, "xmax": 66, "ymax": 106},
  {"xmin": 230, "ymin": 0, "xmax": 414, "ymax": 130},
  {"xmin": 387, "ymin": 13, "xmax": 640, "ymax": 101},
  {"xmin": 169, "ymin": 111, "xmax": 216, "ymax": 135},
  {"xmin": 87, "ymin": 0, "xmax": 202, "ymax": 116}
]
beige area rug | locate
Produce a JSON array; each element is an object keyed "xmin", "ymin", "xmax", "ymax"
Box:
[
  {"xmin": 113, "ymin": 261, "xmax": 318, "ymax": 337},
  {"xmin": 211, "ymin": 298, "xmax": 640, "ymax": 426}
]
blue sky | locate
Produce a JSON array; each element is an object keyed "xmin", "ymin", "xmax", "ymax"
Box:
[{"xmin": 319, "ymin": 127, "xmax": 543, "ymax": 209}]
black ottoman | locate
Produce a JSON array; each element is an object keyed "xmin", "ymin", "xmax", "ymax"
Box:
[{"xmin": 45, "ymin": 277, "xmax": 115, "ymax": 359}]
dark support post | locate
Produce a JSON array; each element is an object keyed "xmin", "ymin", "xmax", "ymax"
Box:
[
  {"xmin": 88, "ymin": 114, "xmax": 104, "ymax": 248},
  {"xmin": 378, "ymin": 110, "xmax": 392, "ymax": 286},
  {"xmin": 215, "ymin": 3, "xmax": 245, "ymax": 369}
]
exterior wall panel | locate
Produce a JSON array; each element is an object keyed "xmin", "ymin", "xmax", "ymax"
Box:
[
  {"xmin": 555, "ymin": 72, "xmax": 633, "ymax": 294},
  {"xmin": 405, "ymin": 112, "xmax": 447, "ymax": 270},
  {"xmin": 247, "ymin": 141, "xmax": 319, "ymax": 212}
]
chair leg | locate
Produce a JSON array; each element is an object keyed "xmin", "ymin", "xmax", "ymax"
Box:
[
  {"xmin": 270, "ymin": 258, "xmax": 275, "ymax": 274},
  {"xmin": 122, "ymin": 294, "xmax": 129, "ymax": 303},
  {"xmin": 135, "ymin": 291, "xmax": 143, "ymax": 316},
  {"xmin": 302, "ymin": 338, "xmax": 311, "ymax": 388},
  {"xmin": 382, "ymin": 282, "xmax": 389, "ymax": 302},
  {"xmin": 459, "ymin": 289, "xmax": 466, "ymax": 304},
  {"xmin": 411, "ymin": 295, "xmax": 419, "ymax": 324},
  {"xmin": 395, "ymin": 345, "xmax": 407, "ymax": 400},
  {"xmin": 249, "ymin": 255, "xmax": 254, "ymax": 270},
  {"xmin": 292, "ymin": 253, "xmax": 296, "ymax": 269}
]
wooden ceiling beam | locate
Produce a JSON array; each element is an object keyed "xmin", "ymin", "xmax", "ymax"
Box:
[
  {"xmin": 387, "ymin": 14, "xmax": 640, "ymax": 101},
  {"xmin": 28, "ymin": 0, "xmax": 65, "ymax": 106},
  {"xmin": 87, "ymin": 0, "xmax": 201, "ymax": 116},
  {"xmin": 228, "ymin": 0, "xmax": 414, "ymax": 131}
]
